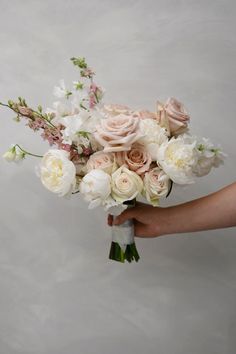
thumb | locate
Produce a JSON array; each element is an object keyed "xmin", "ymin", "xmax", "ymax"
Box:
[{"xmin": 113, "ymin": 207, "xmax": 137, "ymax": 225}]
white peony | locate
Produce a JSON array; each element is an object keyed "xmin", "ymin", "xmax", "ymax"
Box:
[
  {"xmin": 137, "ymin": 119, "xmax": 168, "ymax": 160},
  {"xmin": 111, "ymin": 165, "xmax": 143, "ymax": 203},
  {"xmin": 40, "ymin": 149, "xmax": 76, "ymax": 197},
  {"xmin": 80, "ymin": 169, "xmax": 111, "ymax": 209},
  {"xmin": 157, "ymin": 134, "xmax": 198, "ymax": 184}
]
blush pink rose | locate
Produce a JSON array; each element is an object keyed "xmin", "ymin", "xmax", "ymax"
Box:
[
  {"xmin": 115, "ymin": 143, "xmax": 152, "ymax": 175},
  {"xmin": 94, "ymin": 114, "xmax": 140, "ymax": 152},
  {"xmin": 132, "ymin": 110, "xmax": 157, "ymax": 120},
  {"xmin": 87, "ymin": 151, "xmax": 116, "ymax": 175},
  {"xmin": 102, "ymin": 104, "xmax": 133, "ymax": 117},
  {"xmin": 157, "ymin": 97, "xmax": 190, "ymax": 136}
]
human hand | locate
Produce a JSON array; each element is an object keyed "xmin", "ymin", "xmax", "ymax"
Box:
[{"xmin": 107, "ymin": 202, "xmax": 167, "ymax": 238}]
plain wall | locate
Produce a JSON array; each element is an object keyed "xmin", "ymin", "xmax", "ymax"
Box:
[{"xmin": 0, "ymin": 1, "xmax": 236, "ymax": 353}]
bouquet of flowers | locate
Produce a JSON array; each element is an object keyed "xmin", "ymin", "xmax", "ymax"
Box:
[{"xmin": 1, "ymin": 57, "xmax": 225, "ymax": 263}]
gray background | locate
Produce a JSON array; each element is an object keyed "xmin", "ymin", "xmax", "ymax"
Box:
[{"xmin": 0, "ymin": 0, "xmax": 236, "ymax": 353}]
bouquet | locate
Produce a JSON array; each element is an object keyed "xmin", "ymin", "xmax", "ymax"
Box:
[{"xmin": 1, "ymin": 57, "xmax": 225, "ymax": 263}]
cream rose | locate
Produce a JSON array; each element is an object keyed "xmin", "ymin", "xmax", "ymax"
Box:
[
  {"xmin": 156, "ymin": 134, "xmax": 198, "ymax": 184},
  {"xmin": 111, "ymin": 165, "xmax": 143, "ymax": 203},
  {"xmin": 137, "ymin": 119, "xmax": 168, "ymax": 160},
  {"xmin": 94, "ymin": 114, "xmax": 140, "ymax": 152},
  {"xmin": 87, "ymin": 151, "xmax": 116, "ymax": 175},
  {"xmin": 157, "ymin": 98, "xmax": 190, "ymax": 136},
  {"xmin": 40, "ymin": 149, "xmax": 76, "ymax": 197},
  {"xmin": 143, "ymin": 167, "xmax": 170, "ymax": 206},
  {"xmin": 115, "ymin": 143, "xmax": 152, "ymax": 175},
  {"xmin": 79, "ymin": 169, "xmax": 111, "ymax": 209}
]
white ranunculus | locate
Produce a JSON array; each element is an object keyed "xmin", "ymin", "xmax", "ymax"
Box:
[
  {"xmin": 40, "ymin": 149, "xmax": 76, "ymax": 197},
  {"xmin": 79, "ymin": 169, "xmax": 111, "ymax": 209},
  {"xmin": 137, "ymin": 119, "xmax": 168, "ymax": 160},
  {"xmin": 111, "ymin": 165, "xmax": 143, "ymax": 203},
  {"xmin": 143, "ymin": 167, "xmax": 170, "ymax": 206},
  {"xmin": 157, "ymin": 134, "xmax": 198, "ymax": 184},
  {"xmin": 193, "ymin": 137, "xmax": 226, "ymax": 177}
]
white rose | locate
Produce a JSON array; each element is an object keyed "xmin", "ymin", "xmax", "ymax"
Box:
[
  {"xmin": 80, "ymin": 169, "xmax": 111, "ymax": 209},
  {"xmin": 157, "ymin": 134, "xmax": 198, "ymax": 184},
  {"xmin": 137, "ymin": 119, "xmax": 168, "ymax": 160},
  {"xmin": 111, "ymin": 165, "xmax": 143, "ymax": 203},
  {"xmin": 40, "ymin": 149, "xmax": 76, "ymax": 197},
  {"xmin": 143, "ymin": 167, "xmax": 170, "ymax": 206}
]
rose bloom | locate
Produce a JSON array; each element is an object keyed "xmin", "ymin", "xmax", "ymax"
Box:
[
  {"xmin": 115, "ymin": 143, "xmax": 152, "ymax": 175},
  {"xmin": 111, "ymin": 165, "xmax": 143, "ymax": 203},
  {"xmin": 79, "ymin": 169, "xmax": 111, "ymax": 209},
  {"xmin": 157, "ymin": 97, "xmax": 190, "ymax": 136},
  {"xmin": 87, "ymin": 151, "xmax": 116, "ymax": 175},
  {"xmin": 156, "ymin": 134, "xmax": 198, "ymax": 184},
  {"xmin": 143, "ymin": 167, "xmax": 170, "ymax": 206},
  {"xmin": 94, "ymin": 114, "xmax": 140, "ymax": 152},
  {"xmin": 102, "ymin": 104, "xmax": 133, "ymax": 117},
  {"xmin": 132, "ymin": 109, "xmax": 157, "ymax": 120},
  {"xmin": 137, "ymin": 119, "xmax": 168, "ymax": 160},
  {"xmin": 40, "ymin": 149, "xmax": 76, "ymax": 197}
]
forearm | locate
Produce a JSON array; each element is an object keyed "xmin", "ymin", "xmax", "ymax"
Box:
[{"xmin": 160, "ymin": 182, "xmax": 236, "ymax": 235}]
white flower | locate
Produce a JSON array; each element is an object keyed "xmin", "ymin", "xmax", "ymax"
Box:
[
  {"xmin": 59, "ymin": 109, "xmax": 103, "ymax": 147},
  {"xmin": 80, "ymin": 169, "xmax": 111, "ymax": 209},
  {"xmin": 143, "ymin": 167, "xmax": 170, "ymax": 206},
  {"xmin": 111, "ymin": 165, "xmax": 143, "ymax": 203},
  {"xmin": 137, "ymin": 119, "xmax": 168, "ymax": 160},
  {"xmin": 193, "ymin": 137, "xmax": 226, "ymax": 177},
  {"xmin": 53, "ymin": 79, "xmax": 69, "ymax": 99},
  {"xmin": 3, "ymin": 145, "xmax": 25, "ymax": 163},
  {"xmin": 40, "ymin": 149, "xmax": 76, "ymax": 197},
  {"xmin": 157, "ymin": 134, "xmax": 198, "ymax": 184}
]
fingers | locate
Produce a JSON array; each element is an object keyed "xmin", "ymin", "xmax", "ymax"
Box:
[
  {"xmin": 107, "ymin": 214, "xmax": 113, "ymax": 226},
  {"xmin": 134, "ymin": 220, "xmax": 158, "ymax": 238},
  {"xmin": 113, "ymin": 207, "xmax": 137, "ymax": 225}
]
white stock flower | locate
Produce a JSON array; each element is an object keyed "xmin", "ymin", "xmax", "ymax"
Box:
[
  {"xmin": 111, "ymin": 165, "xmax": 143, "ymax": 203},
  {"xmin": 137, "ymin": 119, "xmax": 168, "ymax": 160},
  {"xmin": 157, "ymin": 134, "xmax": 198, "ymax": 184},
  {"xmin": 58, "ymin": 109, "xmax": 102, "ymax": 146},
  {"xmin": 53, "ymin": 79, "xmax": 69, "ymax": 99},
  {"xmin": 79, "ymin": 169, "xmax": 111, "ymax": 209},
  {"xmin": 193, "ymin": 137, "xmax": 226, "ymax": 177},
  {"xmin": 40, "ymin": 149, "xmax": 76, "ymax": 197}
]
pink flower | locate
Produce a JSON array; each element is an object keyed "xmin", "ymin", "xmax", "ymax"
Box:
[
  {"xmin": 102, "ymin": 104, "xmax": 133, "ymax": 117},
  {"xmin": 132, "ymin": 110, "xmax": 157, "ymax": 120},
  {"xmin": 115, "ymin": 143, "xmax": 152, "ymax": 175},
  {"xmin": 94, "ymin": 114, "xmax": 140, "ymax": 152},
  {"xmin": 87, "ymin": 151, "xmax": 116, "ymax": 174},
  {"xmin": 157, "ymin": 97, "xmax": 190, "ymax": 136}
]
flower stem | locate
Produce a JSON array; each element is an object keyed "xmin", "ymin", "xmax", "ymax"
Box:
[{"xmin": 15, "ymin": 144, "xmax": 43, "ymax": 158}]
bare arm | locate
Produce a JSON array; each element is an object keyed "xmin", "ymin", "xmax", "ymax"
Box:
[{"xmin": 108, "ymin": 182, "xmax": 236, "ymax": 237}]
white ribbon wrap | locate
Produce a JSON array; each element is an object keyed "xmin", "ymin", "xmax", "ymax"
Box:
[{"xmin": 112, "ymin": 219, "xmax": 134, "ymax": 252}]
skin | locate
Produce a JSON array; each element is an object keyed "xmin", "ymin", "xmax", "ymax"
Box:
[{"xmin": 107, "ymin": 182, "xmax": 236, "ymax": 237}]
